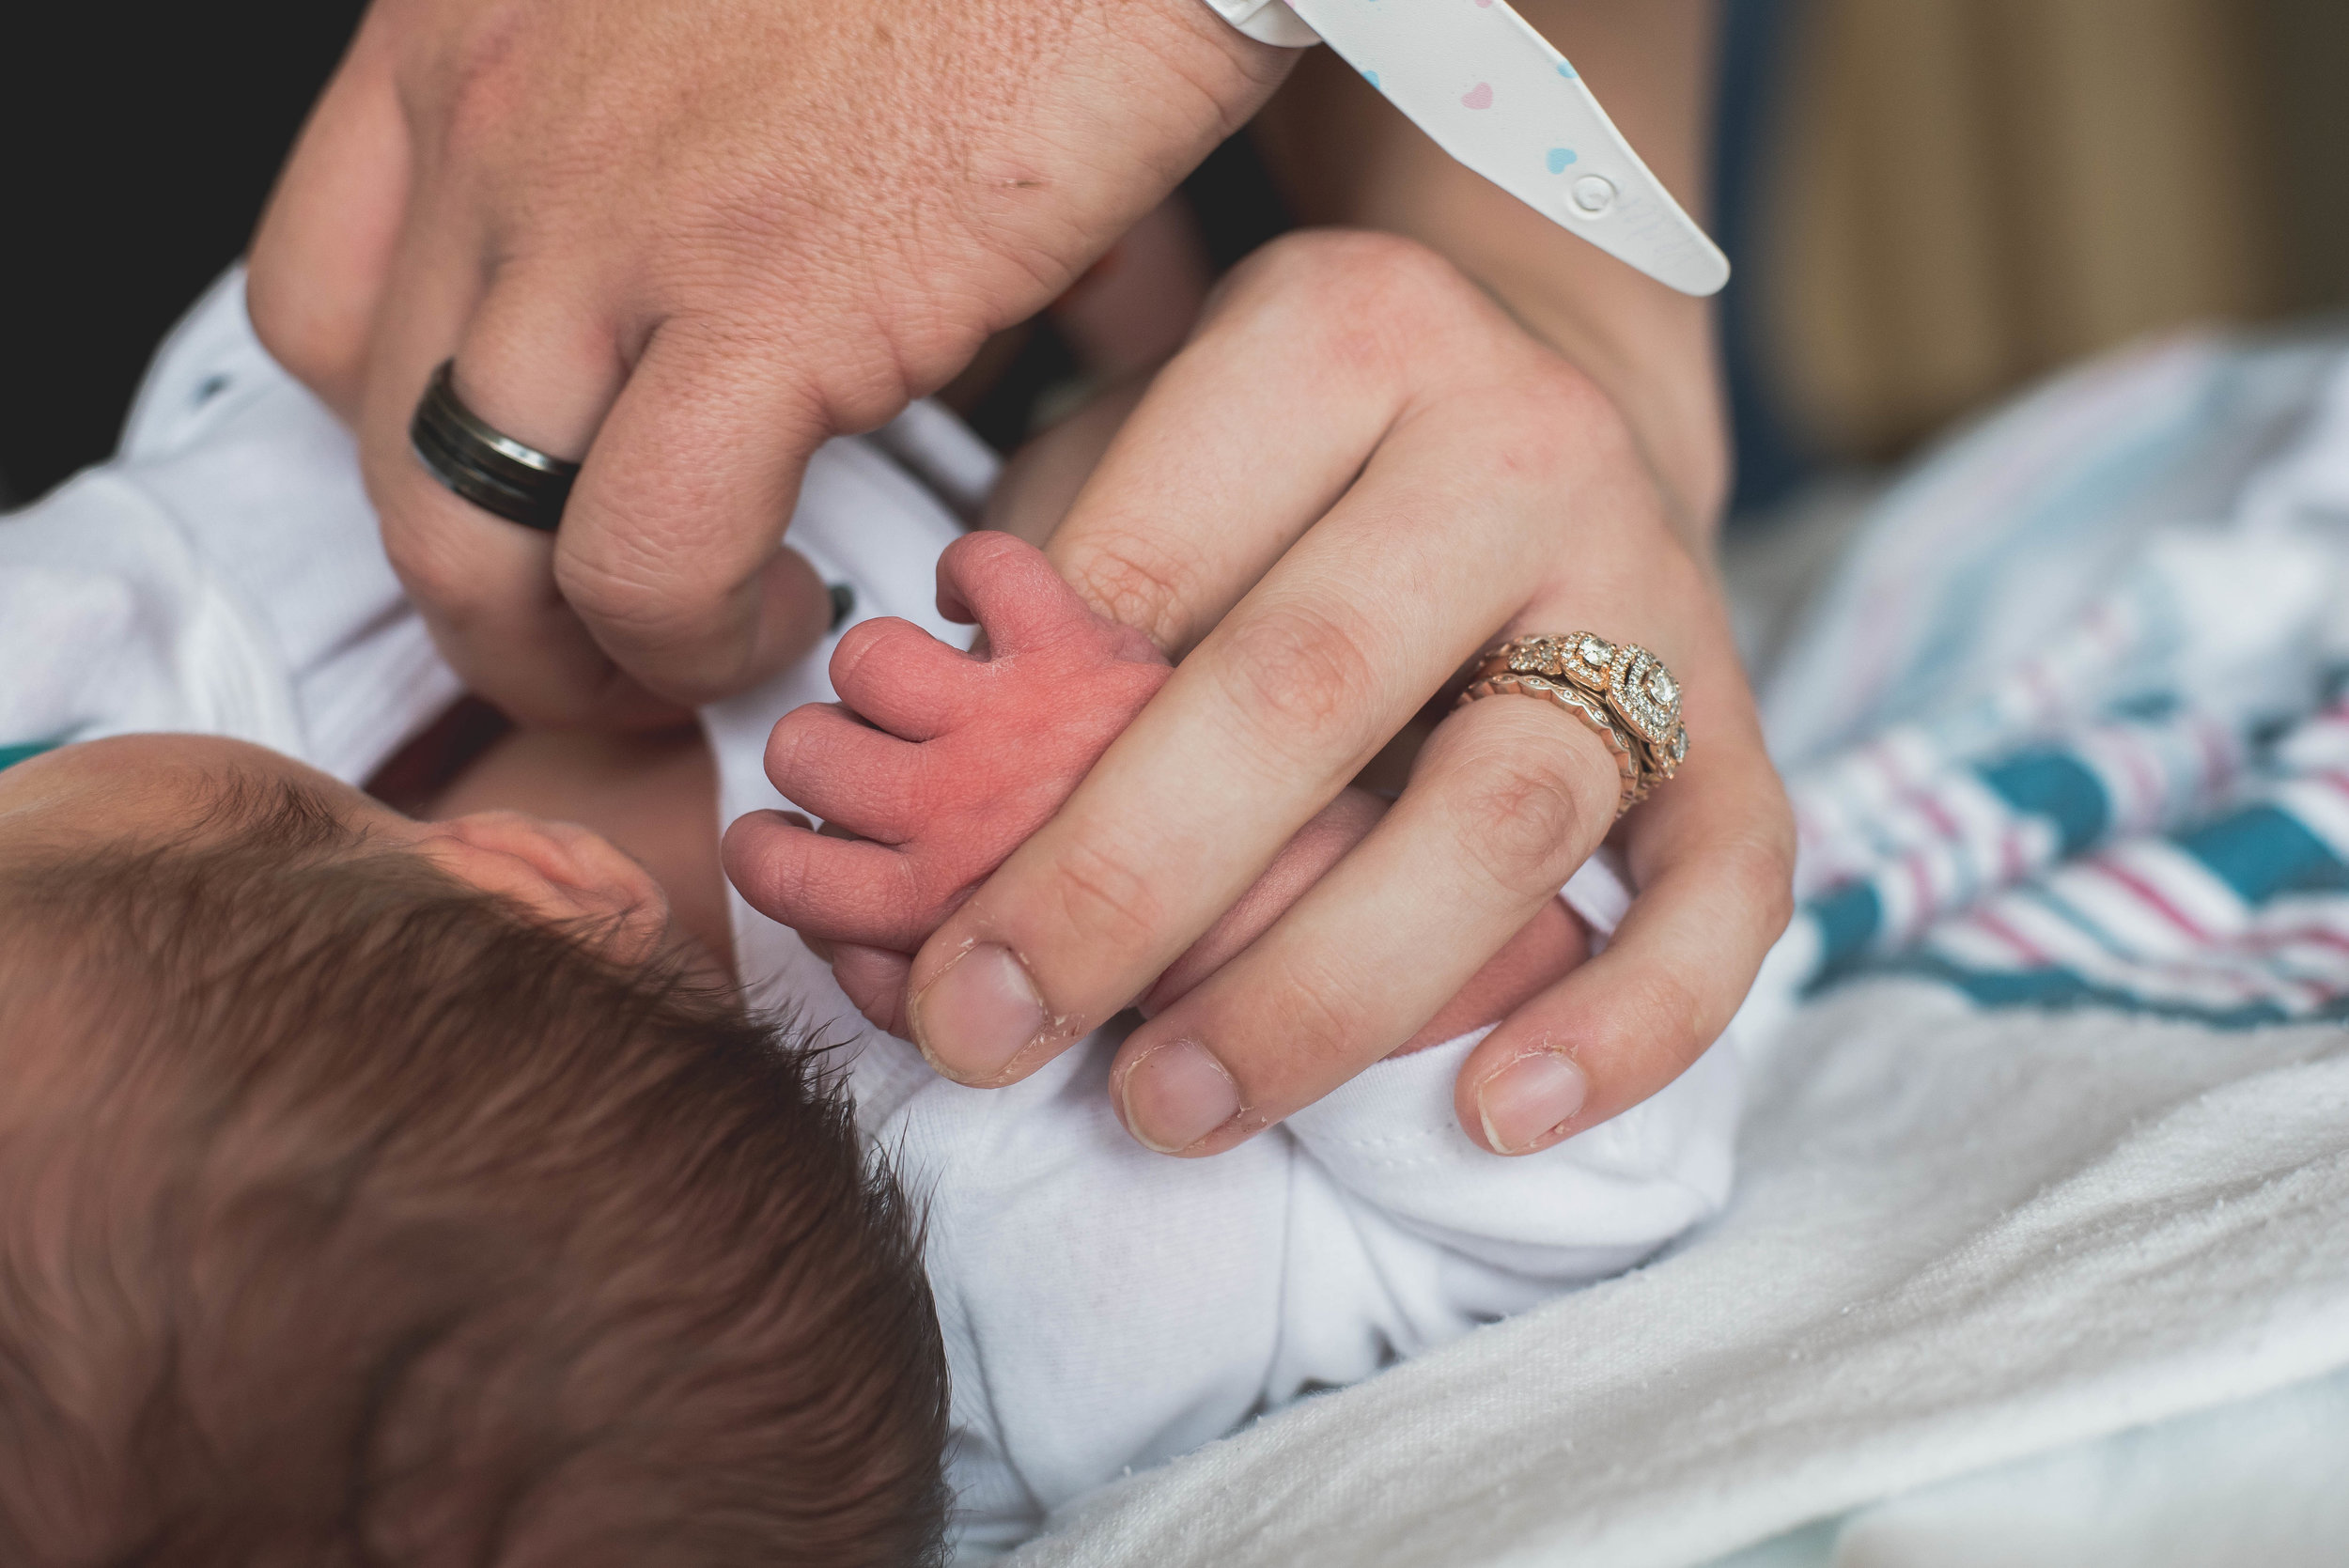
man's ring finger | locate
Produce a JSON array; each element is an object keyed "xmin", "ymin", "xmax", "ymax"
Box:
[{"xmin": 409, "ymin": 361, "xmax": 581, "ymax": 534}]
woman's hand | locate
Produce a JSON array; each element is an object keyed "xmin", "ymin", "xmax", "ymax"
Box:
[
  {"xmin": 827, "ymin": 228, "xmax": 1793, "ymax": 1157},
  {"xmin": 246, "ymin": 0, "xmax": 1290, "ymax": 727},
  {"xmin": 869, "ymin": 0, "xmax": 1788, "ymax": 1159}
]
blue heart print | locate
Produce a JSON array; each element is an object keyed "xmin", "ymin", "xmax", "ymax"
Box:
[
  {"xmin": 1363, "ymin": 69, "xmax": 1379, "ymax": 87},
  {"xmin": 1547, "ymin": 147, "xmax": 1578, "ymax": 174}
]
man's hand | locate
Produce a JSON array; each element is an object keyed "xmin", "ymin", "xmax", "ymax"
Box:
[{"xmin": 248, "ymin": 0, "xmax": 1289, "ymax": 725}]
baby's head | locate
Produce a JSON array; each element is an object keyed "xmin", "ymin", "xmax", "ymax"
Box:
[{"xmin": 0, "ymin": 737, "xmax": 948, "ymax": 1565}]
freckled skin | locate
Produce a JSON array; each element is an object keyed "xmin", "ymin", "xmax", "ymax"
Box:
[{"xmin": 733, "ymin": 531, "xmax": 1586, "ymax": 1049}]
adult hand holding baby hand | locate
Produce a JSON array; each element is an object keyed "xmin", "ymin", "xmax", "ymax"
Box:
[
  {"xmin": 726, "ymin": 531, "xmax": 1589, "ymax": 1052},
  {"xmin": 891, "ymin": 231, "xmax": 1794, "ymax": 1158},
  {"xmin": 246, "ymin": 0, "xmax": 1291, "ymax": 726}
]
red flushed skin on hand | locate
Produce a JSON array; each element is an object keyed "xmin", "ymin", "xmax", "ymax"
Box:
[{"xmin": 732, "ymin": 532, "xmax": 1585, "ymax": 1049}]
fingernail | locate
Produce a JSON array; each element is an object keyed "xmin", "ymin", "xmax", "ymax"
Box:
[
  {"xmin": 1476, "ymin": 1050, "xmax": 1589, "ymax": 1156},
  {"xmin": 1120, "ymin": 1038, "xmax": 1243, "ymax": 1154},
  {"xmin": 908, "ymin": 943, "xmax": 1044, "ymax": 1083}
]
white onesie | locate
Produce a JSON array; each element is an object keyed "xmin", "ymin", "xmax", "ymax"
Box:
[{"xmin": 0, "ymin": 273, "xmax": 1741, "ymax": 1556}]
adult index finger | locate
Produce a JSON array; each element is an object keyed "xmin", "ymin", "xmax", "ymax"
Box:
[{"xmin": 1111, "ymin": 691, "xmax": 1624, "ymax": 1154}]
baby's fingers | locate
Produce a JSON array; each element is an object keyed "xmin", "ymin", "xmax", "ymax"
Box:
[
  {"xmin": 761, "ymin": 704, "xmax": 927, "ymax": 843},
  {"xmin": 938, "ymin": 531, "xmax": 1149, "ymax": 661},
  {"xmin": 831, "ymin": 943, "xmax": 916, "ymax": 1035},
  {"xmin": 830, "ymin": 617, "xmax": 976, "ymax": 741},
  {"xmin": 721, "ymin": 810, "xmax": 932, "ymax": 950}
]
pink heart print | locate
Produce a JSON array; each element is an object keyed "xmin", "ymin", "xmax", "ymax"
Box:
[{"xmin": 1460, "ymin": 82, "xmax": 1494, "ymax": 110}]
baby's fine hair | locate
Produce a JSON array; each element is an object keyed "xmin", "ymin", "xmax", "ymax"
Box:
[{"xmin": 0, "ymin": 776, "xmax": 949, "ymax": 1566}]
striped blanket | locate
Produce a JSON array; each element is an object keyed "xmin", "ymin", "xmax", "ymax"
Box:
[{"xmin": 1763, "ymin": 328, "xmax": 2349, "ymax": 1029}]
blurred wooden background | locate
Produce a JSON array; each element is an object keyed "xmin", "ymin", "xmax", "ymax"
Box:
[{"xmin": 1750, "ymin": 0, "xmax": 2349, "ymax": 463}]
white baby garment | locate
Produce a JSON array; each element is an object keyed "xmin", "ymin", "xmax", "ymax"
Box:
[{"xmin": 2, "ymin": 272, "xmax": 1743, "ymax": 1558}]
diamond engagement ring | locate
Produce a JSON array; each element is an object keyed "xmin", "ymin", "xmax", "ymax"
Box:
[{"xmin": 1457, "ymin": 633, "xmax": 1690, "ymax": 814}]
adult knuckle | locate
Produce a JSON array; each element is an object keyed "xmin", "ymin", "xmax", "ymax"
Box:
[
  {"xmin": 1259, "ymin": 951, "xmax": 1373, "ymax": 1077},
  {"xmin": 415, "ymin": 2, "xmax": 539, "ymax": 163},
  {"xmin": 554, "ymin": 538, "xmax": 697, "ymax": 643},
  {"xmin": 1481, "ymin": 365, "xmax": 1623, "ymax": 489},
  {"xmin": 1059, "ymin": 533, "xmax": 1204, "ymax": 651},
  {"xmin": 1046, "ymin": 836, "xmax": 1167, "ymax": 958},
  {"xmin": 1255, "ymin": 229, "xmax": 1455, "ymax": 307},
  {"xmin": 1612, "ymin": 964, "xmax": 1711, "ymax": 1071},
  {"xmin": 243, "ymin": 264, "xmax": 352, "ymax": 397},
  {"xmin": 1518, "ymin": 355, "xmax": 1614, "ymax": 427},
  {"xmin": 1453, "ymin": 742, "xmax": 1595, "ymax": 898},
  {"xmin": 380, "ymin": 520, "xmax": 488, "ymax": 615},
  {"xmin": 556, "ymin": 551, "xmax": 743, "ymax": 704},
  {"xmin": 1215, "ymin": 603, "xmax": 1387, "ymax": 763},
  {"xmin": 1233, "ymin": 231, "xmax": 1479, "ymax": 372},
  {"xmin": 1715, "ymin": 831, "xmax": 1799, "ymax": 939}
]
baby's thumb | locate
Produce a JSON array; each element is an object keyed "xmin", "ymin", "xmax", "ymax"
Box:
[
  {"xmin": 934, "ymin": 531, "xmax": 1093, "ymax": 653},
  {"xmin": 831, "ymin": 942, "xmax": 916, "ymax": 1037}
]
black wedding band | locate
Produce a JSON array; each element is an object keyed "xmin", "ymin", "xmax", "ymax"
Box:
[{"xmin": 409, "ymin": 361, "xmax": 581, "ymax": 533}]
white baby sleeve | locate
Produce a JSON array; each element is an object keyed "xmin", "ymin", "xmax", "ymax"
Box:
[
  {"xmin": 1267, "ymin": 855, "xmax": 1742, "ymax": 1396},
  {"xmin": 114, "ymin": 268, "xmax": 459, "ymax": 782},
  {"xmin": 0, "ymin": 266, "xmax": 457, "ymax": 783},
  {"xmin": 881, "ymin": 1038, "xmax": 1299, "ymax": 1547},
  {"xmin": 0, "ymin": 472, "xmax": 308, "ymax": 761}
]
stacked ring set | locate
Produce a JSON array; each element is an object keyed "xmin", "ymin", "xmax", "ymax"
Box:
[{"xmin": 1456, "ymin": 632, "xmax": 1689, "ymax": 816}]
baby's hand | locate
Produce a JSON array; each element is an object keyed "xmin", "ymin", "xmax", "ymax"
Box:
[
  {"xmin": 726, "ymin": 533, "xmax": 1172, "ymax": 1024},
  {"xmin": 724, "ymin": 531, "xmax": 1588, "ymax": 1048}
]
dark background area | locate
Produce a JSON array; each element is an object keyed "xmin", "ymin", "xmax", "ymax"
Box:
[
  {"xmin": 0, "ymin": 0, "xmax": 370, "ymax": 504},
  {"xmin": 0, "ymin": 1, "xmax": 1797, "ymax": 510}
]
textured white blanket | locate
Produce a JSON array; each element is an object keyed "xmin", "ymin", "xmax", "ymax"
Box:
[{"xmin": 1005, "ymin": 980, "xmax": 2349, "ymax": 1565}]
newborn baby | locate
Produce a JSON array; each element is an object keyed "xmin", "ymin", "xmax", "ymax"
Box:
[
  {"xmin": 733, "ymin": 528, "xmax": 1592, "ymax": 1094},
  {"xmin": 1, "ymin": 271, "xmax": 1739, "ymax": 1558}
]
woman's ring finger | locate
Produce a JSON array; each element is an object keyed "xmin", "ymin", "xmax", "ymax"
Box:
[{"xmin": 1456, "ymin": 631, "xmax": 1690, "ymax": 815}]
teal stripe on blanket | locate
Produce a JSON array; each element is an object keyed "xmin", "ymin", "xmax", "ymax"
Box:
[
  {"xmin": 1844, "ymin": 802, "xmax": 2349, "ymax": 1026},
  {"xmin": 2175, "ymin": 804, "xmax": 2349, "ymax": 905},
  {"xmin": 1979, "ymin": 751, "xmax": 2110, "ymax": 855},
  {"xmin": 0, "ymin": 740, "xmax": 59, "ymax": 771},
  {"xmin": 1885, "ymin": 954, "xmax": 2305, "ymax": 1030},
  {"xmin": 1809, "ymin": 882, "xmax": 1884, "ymax": 973},
  {"xmin": 1800, "ymin": 749, "xmax": 2110, "ymax": 985}
]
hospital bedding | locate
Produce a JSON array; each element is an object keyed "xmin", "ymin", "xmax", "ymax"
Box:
[{"xmin": 1000, "ymin": 327, "xmax": 2349, "ymax": 1564}]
